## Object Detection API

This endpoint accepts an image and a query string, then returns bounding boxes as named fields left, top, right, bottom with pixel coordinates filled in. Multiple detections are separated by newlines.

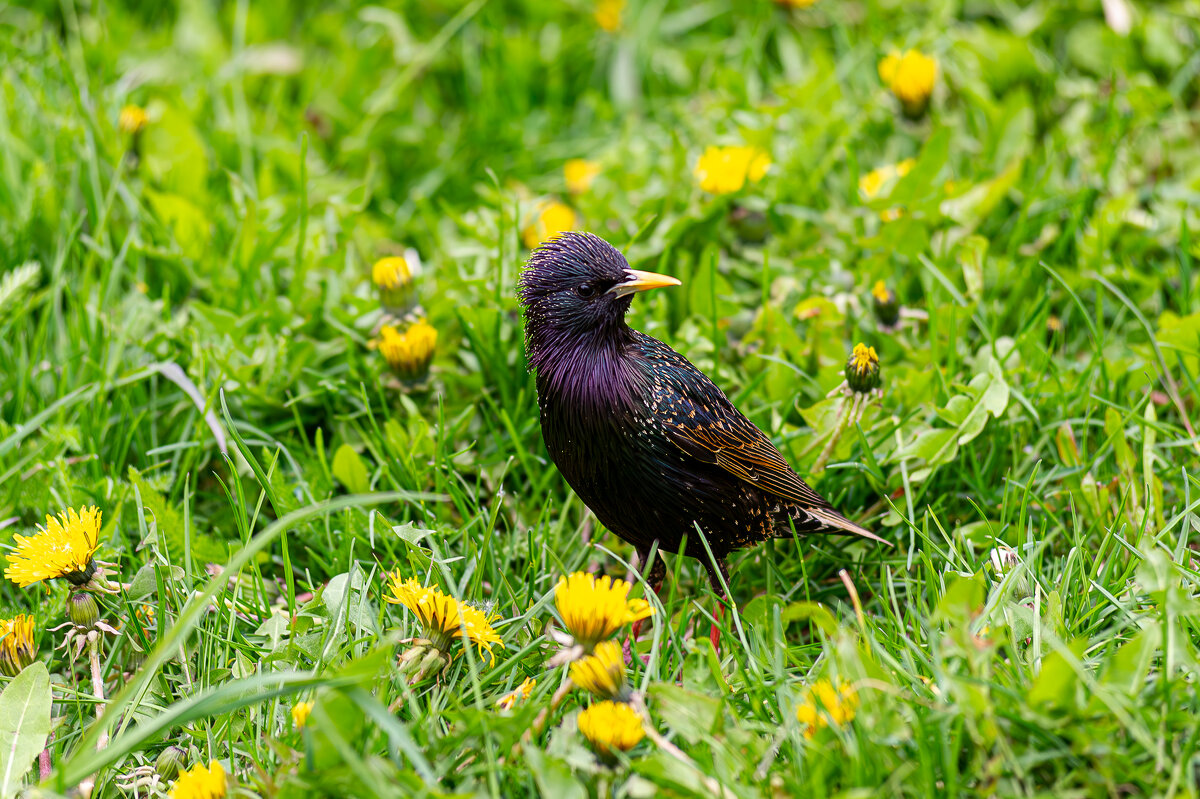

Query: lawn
left=1, top=1, right=1199, bottom=797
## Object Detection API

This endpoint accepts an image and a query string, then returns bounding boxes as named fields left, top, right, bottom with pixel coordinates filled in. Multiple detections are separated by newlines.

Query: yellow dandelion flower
left=5, top=506, right=102, bottom=587
left=774, top=0, right=818, bottom=6
left=555, top=572, right=654, bottom=651
left=871, top=282, right=900, bottom=328
left=594, top=0, right=625, bottom=32
left=167, top=759, right=227, bottom=799
left=495, top=676, right=536, bottom=711
left=846, top=343, right=881, bottom=394
left=564, top=159, right=601, bottom=195
left=0, top=614, right=36, bottom=677
left=569, top=639, right=628, bottom=699
left=523, top=201, right=578, bottom=249
left=879, top=49, right=937, bottom=118
left=119, top=105, right=148, bottom=135
left=377, top=321, right=437, bottom=383
left=578, top=700, right=645, bottom=757
left=858, top=159, right=915, bottom=201
left=291, top=701, right=313, bottom=728
left=372, top=255, right=416, bottom=310
left=693, top=145, right=772, bottom=195
left=796, top=679, right=859, bottom=738
left=385, top=572, right=503, bottom=660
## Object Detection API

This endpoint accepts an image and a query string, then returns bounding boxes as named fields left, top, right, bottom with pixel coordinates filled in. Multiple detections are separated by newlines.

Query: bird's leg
left=705, top=559, right=731, bottom=652
left=631, top=548, right=665, bottom=641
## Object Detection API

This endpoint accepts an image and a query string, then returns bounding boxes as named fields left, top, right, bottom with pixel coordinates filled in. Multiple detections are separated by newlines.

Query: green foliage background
left=1, top=0, right=1199, bottom=796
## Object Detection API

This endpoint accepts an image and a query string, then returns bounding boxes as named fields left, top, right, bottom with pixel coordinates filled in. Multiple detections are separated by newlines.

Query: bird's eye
left=576, top=283, right=597, bottom=299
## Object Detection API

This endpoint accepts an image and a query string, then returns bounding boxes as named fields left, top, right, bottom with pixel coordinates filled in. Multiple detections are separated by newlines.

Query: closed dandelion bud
left=68, top=591, right=101, bottom=629
left=397, top=639, right=451, bottom=684
left=845, top=343, right=881, bottom=394
left=878, top=49, right=937, bottom=119
left=0, top=615, right=36, bottom=677
left=1046, top=315, right=1063, bottom=346
left=377, top=320, right=438, bottom=384
left=155, top=746, right=187, bottom=781
left=372, top=256, right=416, bottom=312
left=871, top=281, right=899, bottom=328
left=730, top=205, right=770, bottom=244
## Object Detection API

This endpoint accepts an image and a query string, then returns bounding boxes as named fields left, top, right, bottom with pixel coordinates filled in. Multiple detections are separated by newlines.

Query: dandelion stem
left=631, top=695, right=735, bottom=799
left=813, top=397, right=850, bottom=473
left=88, top=635, right=109, bottom=749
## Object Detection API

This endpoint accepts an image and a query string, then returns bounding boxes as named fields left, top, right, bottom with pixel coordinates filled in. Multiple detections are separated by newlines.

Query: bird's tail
left=809, top=507, right=889, bottom=545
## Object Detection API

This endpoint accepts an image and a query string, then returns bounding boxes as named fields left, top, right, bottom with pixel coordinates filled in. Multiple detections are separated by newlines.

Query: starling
left=519, top=232, right=883, bottom=602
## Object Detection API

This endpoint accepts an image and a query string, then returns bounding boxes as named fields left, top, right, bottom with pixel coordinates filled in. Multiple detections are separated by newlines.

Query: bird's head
left=518, top=233, right=680, bottom=367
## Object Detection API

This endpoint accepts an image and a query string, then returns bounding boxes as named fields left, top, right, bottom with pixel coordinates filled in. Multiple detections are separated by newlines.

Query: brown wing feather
left=667, top=414, right=832, bottom=510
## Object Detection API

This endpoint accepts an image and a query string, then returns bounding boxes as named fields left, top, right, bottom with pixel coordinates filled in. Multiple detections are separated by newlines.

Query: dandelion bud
left=871, top=281, right=900, bottom=328
left=372, top=256, right=416, bottom=312
left=845, top=343, right=881, bottom=394
left=0, top=615, right=36, bottom=677
left=377, top=320, right=437, bottom=384
left=68, top=591, right=101, bottom=629
left=730, top=205, right=770, bottom=244
left=397, top=639, right=451, bottom=684
left=155, top=746, right=187, bottom=781
left=1046, top=315, right=1063, bottom=347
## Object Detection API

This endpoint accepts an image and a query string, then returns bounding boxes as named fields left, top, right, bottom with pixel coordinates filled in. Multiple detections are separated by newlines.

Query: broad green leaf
left=145, top=189, right=212, bottom=260
left=525, top=748, right=586, bottom=799
left=331, top=444, right=371, bottom=495
left=1028, top=639, right=1088, bottom=712
left=647, top=682, right=722, bottom=745
left=0, top=662, right=51, bottom=799
left=935, top=573, right=985, bottom=626
left=1100, top=627, right=1160, bottom=697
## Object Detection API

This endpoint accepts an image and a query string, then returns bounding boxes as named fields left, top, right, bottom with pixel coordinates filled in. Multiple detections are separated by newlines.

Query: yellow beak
left=607, top=269, right=682, bottom=298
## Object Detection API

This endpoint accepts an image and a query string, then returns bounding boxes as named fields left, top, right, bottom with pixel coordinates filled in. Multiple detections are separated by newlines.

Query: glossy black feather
left=519, top=233, right=879, bottom=592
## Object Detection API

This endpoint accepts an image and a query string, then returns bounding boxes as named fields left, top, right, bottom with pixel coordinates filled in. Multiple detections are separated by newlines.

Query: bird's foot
left=709, top=602, right=726, bottom=653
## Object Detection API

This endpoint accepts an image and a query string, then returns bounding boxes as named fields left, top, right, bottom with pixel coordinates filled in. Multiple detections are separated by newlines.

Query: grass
left=1, top=0, right=1199, bottom=796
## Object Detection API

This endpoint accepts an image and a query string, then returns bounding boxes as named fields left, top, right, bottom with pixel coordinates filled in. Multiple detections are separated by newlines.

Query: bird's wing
left=638, top=336, right=831, bottom=509
left=665, top=405, right=832, bottom=509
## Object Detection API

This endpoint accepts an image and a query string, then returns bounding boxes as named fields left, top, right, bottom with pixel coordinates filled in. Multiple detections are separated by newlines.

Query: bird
left=518, top=232, right=883, bottom=641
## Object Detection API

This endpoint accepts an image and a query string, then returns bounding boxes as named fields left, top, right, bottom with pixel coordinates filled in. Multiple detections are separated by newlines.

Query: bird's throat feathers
left=526, top=320, right=639, bottom=411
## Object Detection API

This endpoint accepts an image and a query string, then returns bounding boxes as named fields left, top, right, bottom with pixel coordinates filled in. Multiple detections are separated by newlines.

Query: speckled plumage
left=519, top=232, right=880, bottom=594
